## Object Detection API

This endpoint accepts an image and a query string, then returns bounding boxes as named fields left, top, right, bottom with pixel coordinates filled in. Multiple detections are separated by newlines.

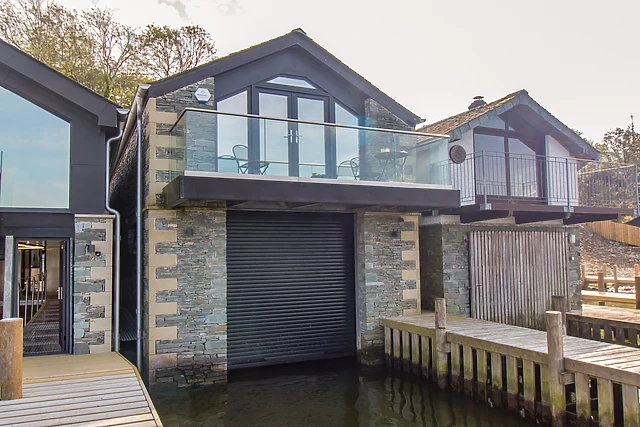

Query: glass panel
left=474, top=133, right=506, bottom=196
left=170, top=114, right=186, bottom=176
left=267, top=76, right=316, bottom=89
left=335, top=104, right=359, bottom=180
left=508, top=138, right=538, bottom=198
left=217, top=91, right=248, bottom=173
left=259, top=93, right=289, bottom=176
left=479, top=116, right=507, bottom=129
left=297, top=98, right=326, bottom=178
left=0, top=86, right=70, bottom=208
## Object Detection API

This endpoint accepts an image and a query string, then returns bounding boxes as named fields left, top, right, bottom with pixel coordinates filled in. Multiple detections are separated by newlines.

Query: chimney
left=468, top=95, right=487, bottom=110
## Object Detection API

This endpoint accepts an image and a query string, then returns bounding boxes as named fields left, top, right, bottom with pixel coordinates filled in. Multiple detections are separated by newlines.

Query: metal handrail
left=170, top=107, right=450, bottom=139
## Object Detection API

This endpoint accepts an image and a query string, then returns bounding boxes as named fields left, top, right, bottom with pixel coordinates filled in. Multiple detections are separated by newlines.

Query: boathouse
left=0, top=39, right=123, bottom=355
left=418, top=91, right=638, bottom=328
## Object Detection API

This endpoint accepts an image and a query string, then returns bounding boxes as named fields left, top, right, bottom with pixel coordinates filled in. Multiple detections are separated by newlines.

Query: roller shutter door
left=227, top=211, right=356, bottom=369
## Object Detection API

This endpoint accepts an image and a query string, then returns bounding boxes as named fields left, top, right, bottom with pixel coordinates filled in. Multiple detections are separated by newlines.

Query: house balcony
left=437, top=151, right=639, bottom=224
left=163, top=108, right=460, bottom=212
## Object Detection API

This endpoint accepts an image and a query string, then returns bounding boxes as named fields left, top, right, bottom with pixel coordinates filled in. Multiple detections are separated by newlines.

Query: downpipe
left=105, top=109, right=128, bottom=351
left=135, top=84, right=150, bottom=373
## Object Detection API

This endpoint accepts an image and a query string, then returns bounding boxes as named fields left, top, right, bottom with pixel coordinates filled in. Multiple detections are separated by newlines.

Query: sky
left=58, top=0, right=640, bottom=143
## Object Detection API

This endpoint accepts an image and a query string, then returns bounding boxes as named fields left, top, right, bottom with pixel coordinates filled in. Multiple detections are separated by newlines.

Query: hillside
left=580, top=224, right=640, bottom=278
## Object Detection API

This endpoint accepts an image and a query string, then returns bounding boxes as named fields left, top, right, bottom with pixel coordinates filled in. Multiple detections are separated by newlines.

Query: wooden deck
left=568, top=304, right=640, bottom=348
left=381, top=312, right=640, bottom=425
left=0, top=353, right=163, bottom=427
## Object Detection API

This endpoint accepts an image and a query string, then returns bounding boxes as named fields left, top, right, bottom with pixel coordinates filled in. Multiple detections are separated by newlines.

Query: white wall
left=449, top=130, right=476, bottom=205
left=545, top=135, right=579, bottom=206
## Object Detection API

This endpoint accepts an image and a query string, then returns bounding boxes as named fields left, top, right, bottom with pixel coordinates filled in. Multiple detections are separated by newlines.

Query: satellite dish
left=449, top=145, right=467, bottom=164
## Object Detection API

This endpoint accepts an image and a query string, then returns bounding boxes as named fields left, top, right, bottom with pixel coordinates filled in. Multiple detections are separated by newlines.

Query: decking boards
left=0, top=353, right=162, bottom=427
left=381, top=313, right=640, bottom=387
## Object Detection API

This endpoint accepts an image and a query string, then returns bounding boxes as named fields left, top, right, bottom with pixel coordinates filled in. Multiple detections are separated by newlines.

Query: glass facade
left=0, top=86, right=70, bottom=208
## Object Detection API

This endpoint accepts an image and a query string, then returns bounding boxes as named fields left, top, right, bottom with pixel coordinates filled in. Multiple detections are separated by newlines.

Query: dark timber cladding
left=226, top=211, right=356, bottom=369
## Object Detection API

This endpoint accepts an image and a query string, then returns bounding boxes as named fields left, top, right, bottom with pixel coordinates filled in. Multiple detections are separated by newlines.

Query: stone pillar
left=566, top=226, right=582, bottom=310
left=146, top=206, right=227, bottom=387
left=73, top=215, right=114, bottom=354
left=356, top=212, right=420, bottom=366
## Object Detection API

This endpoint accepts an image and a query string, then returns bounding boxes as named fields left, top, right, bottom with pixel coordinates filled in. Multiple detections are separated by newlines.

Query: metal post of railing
left=635, top=164, right=639, bottom=215
left=565, top=158, right=571, bottom=211
left=481, top=152, right=488, bottom=206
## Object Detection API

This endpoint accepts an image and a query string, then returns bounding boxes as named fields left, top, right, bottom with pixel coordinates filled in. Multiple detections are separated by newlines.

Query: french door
left=256, top=89, right=331, bottom=178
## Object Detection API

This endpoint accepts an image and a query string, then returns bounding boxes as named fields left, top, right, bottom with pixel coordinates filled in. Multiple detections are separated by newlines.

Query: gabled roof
left=418, top=90, right=599, bottom=160
left=0, top=38, right=120, bottom=128
left=147, top=29, right=423, bottom=127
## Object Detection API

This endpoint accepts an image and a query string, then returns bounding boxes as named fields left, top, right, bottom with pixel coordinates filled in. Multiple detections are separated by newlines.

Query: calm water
left=151, top=358, right=538, bottom=427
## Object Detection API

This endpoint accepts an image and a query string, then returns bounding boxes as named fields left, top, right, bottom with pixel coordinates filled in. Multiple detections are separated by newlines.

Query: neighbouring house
left=418, top=91, right=638, bottom=329
left=0, top=39, right=124, bottom=355
left=110, top=28, right=460, bottom=387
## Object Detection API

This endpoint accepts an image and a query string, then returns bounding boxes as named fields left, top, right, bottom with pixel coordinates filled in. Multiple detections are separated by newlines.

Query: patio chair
left=338, top=157, right=359, bottom=180
left=232, top=145, right=269, bottom=175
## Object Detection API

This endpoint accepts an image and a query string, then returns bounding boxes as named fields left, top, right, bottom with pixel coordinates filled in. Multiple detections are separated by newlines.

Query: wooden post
left=635, top=263, right=639, bottom=278
left=551, top=295, right=566, bottom=334
left=598, top=271, right=606, bottom=294
left=523, top=360, right=536, bottom=419
left=635, top=276, right=640, bottom=310
left=598, top=378, right=614, bottom=427
left=0, top=318, right=23, bottom=400
left=546, top=311, right=566, bottom=427
left=384, top=327, right=392, bottom=369
left=435, top=298, right=449, bottom=389
left=613, top=265, right=619, bottom=293
left=581, top=264, right=587, bottom=289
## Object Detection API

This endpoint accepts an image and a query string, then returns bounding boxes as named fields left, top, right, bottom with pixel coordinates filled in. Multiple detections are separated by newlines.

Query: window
left=217, top=91, right=248, bottom=173
left=335, top=103, right=359, bottom=179
left=0, top=86, right=70, bottom=208
left=266, top=76, right=316, bottom=89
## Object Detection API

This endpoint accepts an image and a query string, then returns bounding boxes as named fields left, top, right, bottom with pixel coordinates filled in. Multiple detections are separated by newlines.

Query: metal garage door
left=227, top=211, right=356, bottom=369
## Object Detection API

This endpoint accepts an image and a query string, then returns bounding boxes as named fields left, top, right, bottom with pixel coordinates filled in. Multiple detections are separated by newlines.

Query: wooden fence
left=582, top=263, right=640, bottom=294
left=381, top=298, right=640, bottom=427
left=469, top=230, right=569, bottom=330
left=587, top=221, right=640, bottom=247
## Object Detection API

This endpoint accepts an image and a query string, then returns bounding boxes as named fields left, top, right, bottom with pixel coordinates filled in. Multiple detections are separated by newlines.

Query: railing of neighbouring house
left=442, top=151, right=639, bottom=210
left=20, top=278, right=45, bottom=325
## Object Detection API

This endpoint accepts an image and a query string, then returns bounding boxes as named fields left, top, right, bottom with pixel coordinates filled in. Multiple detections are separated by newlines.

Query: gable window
left=266, top=76, right=316, bottom=89
left=473, top=116, right=542, bottom=199
left=0, top=85, right=70, bottom=209
left=215, top=74, right=360, bottom=179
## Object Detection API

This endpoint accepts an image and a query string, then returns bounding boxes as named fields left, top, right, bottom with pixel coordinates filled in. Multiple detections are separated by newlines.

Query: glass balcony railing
left=169, top=109, right=451, bottom=186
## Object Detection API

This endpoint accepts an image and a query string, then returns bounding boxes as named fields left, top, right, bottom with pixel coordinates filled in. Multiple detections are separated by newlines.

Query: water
left=151, top=358, right=538, bottom=427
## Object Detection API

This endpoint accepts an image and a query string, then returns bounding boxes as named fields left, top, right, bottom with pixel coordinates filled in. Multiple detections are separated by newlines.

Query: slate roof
left=417, top=90, right=599, bottom=160
left=147, top=29, right=423, bottom=127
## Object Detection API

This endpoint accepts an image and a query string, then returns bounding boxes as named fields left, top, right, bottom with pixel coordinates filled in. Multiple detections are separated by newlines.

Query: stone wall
left=419, top=216, right=582, bottom=320
left=145, top=207, right=227, bottom=387
left=73, top=215, right=113, bottom=354
left=356, top=212, right=420, bottom=365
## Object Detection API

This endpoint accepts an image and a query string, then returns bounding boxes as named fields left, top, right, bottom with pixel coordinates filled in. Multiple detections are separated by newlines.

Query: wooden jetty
left=568, top=305, right=640, bottom=348
left=381, top=301, right=640, bottom=426
left=0, top=352, right=163, bottom=427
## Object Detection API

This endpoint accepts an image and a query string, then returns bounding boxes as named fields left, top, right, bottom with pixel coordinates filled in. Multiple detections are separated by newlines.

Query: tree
left=0, top=0, right=217, bottom=105
left=138, top=25, right=217, bottom=80
left=596, top=117, right=640, bottom=165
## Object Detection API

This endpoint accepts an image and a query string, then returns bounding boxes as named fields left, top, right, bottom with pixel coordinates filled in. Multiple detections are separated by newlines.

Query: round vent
left=449, top=145, right=467, bottom=164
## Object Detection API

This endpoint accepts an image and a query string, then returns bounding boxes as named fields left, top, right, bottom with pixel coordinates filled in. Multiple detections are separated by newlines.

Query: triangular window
left=266, top=76, right=316, bottom=89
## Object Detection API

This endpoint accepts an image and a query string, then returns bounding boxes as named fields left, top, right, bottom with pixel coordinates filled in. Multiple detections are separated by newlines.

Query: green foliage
left=0, top=0, right=217, bottom=106
left=596, top=121, right=640, bottom=165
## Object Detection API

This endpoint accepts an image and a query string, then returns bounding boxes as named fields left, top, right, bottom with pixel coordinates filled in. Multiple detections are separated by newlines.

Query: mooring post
left=435, top=298, right=449, bottom=389
left=635, top=276, right=640, bottom=310
left=551, top=295, right=566, bottom=334
left=0, top=318, right=23, bottom=400
left=546, top=311, right=566, bottom=427
left=597, top=271, right=605, bottom=294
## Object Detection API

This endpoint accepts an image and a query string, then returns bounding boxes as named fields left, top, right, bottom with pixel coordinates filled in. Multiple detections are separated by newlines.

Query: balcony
left=440, top=151, right=639, bottom=223
left=163, top=109, right=460, bottom=211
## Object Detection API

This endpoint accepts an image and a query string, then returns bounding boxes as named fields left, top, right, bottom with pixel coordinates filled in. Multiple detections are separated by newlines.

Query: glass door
left=256, top=90, right=329, bottom=178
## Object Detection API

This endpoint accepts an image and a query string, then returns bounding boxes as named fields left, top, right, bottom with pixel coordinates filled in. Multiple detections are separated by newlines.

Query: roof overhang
left=163, top=173, right=460, bottom=212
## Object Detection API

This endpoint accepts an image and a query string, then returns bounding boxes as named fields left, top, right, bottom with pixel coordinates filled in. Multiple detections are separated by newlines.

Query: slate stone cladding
left=73, top=216, right=113, bottom=354
left=356, top=212, right=420, bottom=365
left=156, top=78, right=215, bottom=115
left=150, top=208, right=227, bottom=387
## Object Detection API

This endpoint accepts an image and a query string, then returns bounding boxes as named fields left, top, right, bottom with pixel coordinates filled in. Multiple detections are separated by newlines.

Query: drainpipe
left=105, top=109, right=129, bottom=352
left=135, top=84, right=151, bottom=373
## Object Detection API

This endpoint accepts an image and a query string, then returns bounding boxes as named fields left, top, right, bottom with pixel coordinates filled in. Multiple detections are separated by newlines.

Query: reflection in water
left=151, top=358, right=536, bottom=427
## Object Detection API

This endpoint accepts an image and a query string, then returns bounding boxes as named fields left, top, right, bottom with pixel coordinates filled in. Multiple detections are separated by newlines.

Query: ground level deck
left=381, top=312, right=640, bottom=425
left=0, top=352, right=163, bottom=427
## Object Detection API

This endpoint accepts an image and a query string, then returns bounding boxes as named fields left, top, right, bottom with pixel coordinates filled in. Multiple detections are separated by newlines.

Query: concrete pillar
left=0, top=318, right=23, bottom=400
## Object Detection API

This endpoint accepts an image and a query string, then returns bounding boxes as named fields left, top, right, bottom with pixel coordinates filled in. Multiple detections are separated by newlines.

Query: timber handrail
left=381, top=298, right=640, bottom=426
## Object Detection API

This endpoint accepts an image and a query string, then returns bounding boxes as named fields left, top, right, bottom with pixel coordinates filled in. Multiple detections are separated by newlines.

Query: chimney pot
left=468, top=95, right=487, bottom=110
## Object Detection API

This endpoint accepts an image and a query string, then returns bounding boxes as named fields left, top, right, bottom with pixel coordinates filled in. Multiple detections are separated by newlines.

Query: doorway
left=16, top=239, right=70, bottom=355
left=256, top=90, right=331, bottom=178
